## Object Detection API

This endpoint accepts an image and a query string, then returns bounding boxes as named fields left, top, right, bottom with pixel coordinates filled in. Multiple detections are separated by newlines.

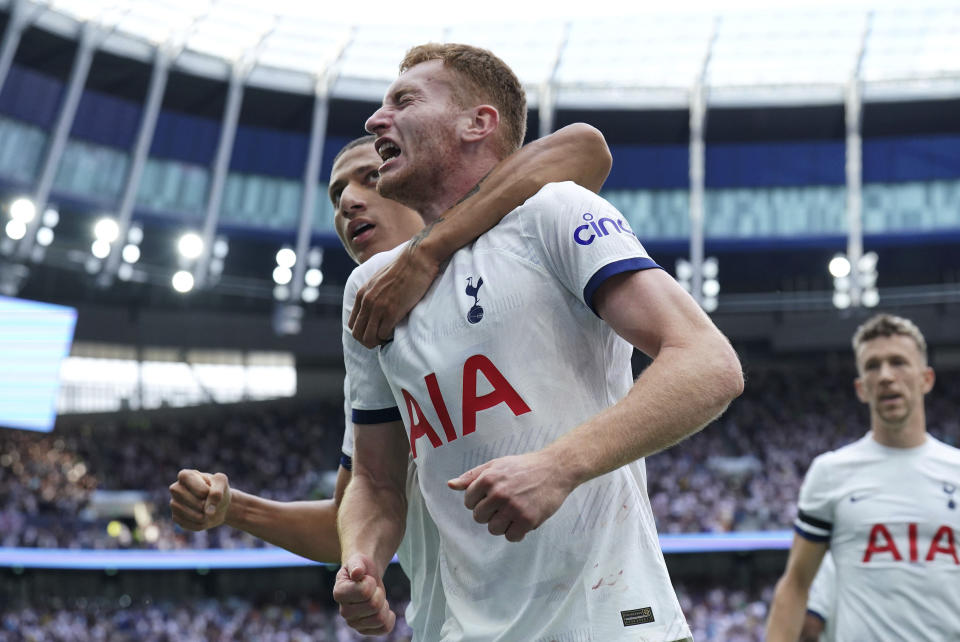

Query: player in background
left=335, top=43, right=742, bottom=640
left=168, top=124, right=612, bottom=638
left=800, top=551, right=834, bottom=642
left=766, top=313, right=960, bottom=641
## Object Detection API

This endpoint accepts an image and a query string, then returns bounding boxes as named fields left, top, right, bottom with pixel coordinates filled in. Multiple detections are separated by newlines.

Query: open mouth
left=351, top=222, right=375, bottom=240
left=376, top=139, right=401, bottom=163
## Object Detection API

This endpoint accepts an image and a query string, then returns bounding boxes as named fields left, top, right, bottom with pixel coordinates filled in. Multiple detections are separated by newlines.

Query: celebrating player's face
left=854, top=334, right=934, bottom=429
left=330, top=143, right=424, bottom=265
left=364, top=60, right=464, bottom=211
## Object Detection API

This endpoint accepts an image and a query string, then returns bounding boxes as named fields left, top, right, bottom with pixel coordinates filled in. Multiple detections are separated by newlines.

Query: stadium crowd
left=0, top=579, right=774, bottom=642
left=2, top=361, right=958, bottom=549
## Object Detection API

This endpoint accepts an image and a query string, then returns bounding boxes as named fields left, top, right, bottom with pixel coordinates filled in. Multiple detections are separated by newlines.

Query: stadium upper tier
left=10, top=1, right=960, bottom=106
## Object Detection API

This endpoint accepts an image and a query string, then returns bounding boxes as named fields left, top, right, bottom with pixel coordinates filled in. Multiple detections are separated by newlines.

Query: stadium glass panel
left=218, top=173, right=301, bottom=230
left=52, top=140, right=129, bottom=204
left=135, top=159, right=209, bottom=221
left=0, top=117, right=48, bottom=185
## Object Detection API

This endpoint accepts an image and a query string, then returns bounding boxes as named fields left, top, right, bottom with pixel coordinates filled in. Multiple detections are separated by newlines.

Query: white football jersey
left=795, top=433, right=960, bottom=641
left=806, top=550, right=835, bottom=642
left=340, top=379, right=446, bottom=640
left=343, top=182, right=692, bottom=641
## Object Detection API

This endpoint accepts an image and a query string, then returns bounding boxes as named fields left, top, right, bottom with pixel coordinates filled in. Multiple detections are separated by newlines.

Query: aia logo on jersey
left=465, top=276, right=484, bottom=324
left=400, top=354, right=531, bottom=458
left=573, top=212, right=634, bottom=246
left=862, top=523, right=959, bottom=565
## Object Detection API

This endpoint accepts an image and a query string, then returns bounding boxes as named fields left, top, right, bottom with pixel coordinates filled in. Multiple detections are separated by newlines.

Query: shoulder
left=519, top=181, right=605, bottom=213
left=806, top=436, right=873, bottom=479
left=345, top=242, right=409, bottom=292
left=926, top=435, right=960, bottom=462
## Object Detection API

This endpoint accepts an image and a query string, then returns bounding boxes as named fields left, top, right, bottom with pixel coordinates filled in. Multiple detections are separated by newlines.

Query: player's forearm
left=337, top=476, right=407, bottom=577
left=765, top=576, right=810, bottom=642
left=414, top=123, right=612, bottom=266
left=545, top=329, right=742, bottom=490
left=225, top=490, right=341, bottom=563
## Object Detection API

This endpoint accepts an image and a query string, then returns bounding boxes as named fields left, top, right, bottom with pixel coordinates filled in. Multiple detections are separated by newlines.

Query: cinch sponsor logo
left=573, top=212, right=634, bottom=246
left=862, top=523, right=959, bottom=564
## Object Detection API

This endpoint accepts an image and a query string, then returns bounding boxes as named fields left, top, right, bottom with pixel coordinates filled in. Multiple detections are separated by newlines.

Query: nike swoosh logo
left=850, top=493, right=872, bottom=503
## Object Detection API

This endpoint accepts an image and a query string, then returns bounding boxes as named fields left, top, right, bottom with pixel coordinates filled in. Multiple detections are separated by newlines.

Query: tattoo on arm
left=410, top=170, right=494, bottom=250
left=409, top=218, right=441, bottom=249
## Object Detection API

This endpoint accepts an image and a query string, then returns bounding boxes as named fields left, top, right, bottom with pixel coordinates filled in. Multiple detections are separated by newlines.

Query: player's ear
left=461, top=105, right=499, bottom=143
left=853, top=376, right=868, bottom=403
left=921, top=365, right=935, bottom=395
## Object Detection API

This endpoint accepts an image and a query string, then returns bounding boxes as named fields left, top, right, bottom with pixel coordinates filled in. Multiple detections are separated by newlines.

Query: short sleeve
left=806, top=551, right=835, bottom=622
left=795, top=455, right=836, bottom=543
left=522, top=182, right=660, bottom=315
left=342, top=263, right=401, bottom=425
left=340, top=377, right=355, bottom=468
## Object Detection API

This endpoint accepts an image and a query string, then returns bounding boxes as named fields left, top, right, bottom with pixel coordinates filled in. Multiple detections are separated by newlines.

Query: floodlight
left=308, top=247, right=324, bottom=267
left=94, top=218, right=120, bottom=243
left=178, top=232, right=204, bottom=259
left=172, top=270, right=195, bottom=293
left=702, top=296, right=718, bottom=313
left=273, top=284, right=290, bottom=301
left=832, top=291, right=851, bottom=309
left=675, top=258, right=693, bottom=281
left=305, top=268, right=323, bottom=287
left=91, top=239, right=111, bottom=259
left=702, top=257, right=719, bottom=280
left=35, top=227, right=55, bottom=247
left=122, top=244, right=141, bottom=264
left=702, top=278, right=720, bottom=298
left=858, top=251, right=878, bottom=274
left=273, top=265, right=293, bottom=285
left=5, top=220, right=26, bottom=240
left=828, top=255, right=851, bottom=278
left=213, top=237, right=230, bottom=258
left=127, top=224, right=143, bottom=245
left=276, top=248, right=296, bottom=268
left=861, top=288, right=880, bottom=308
left=9, top=198, right=36, bottom=223
left=118, top=263, right=134, bottom=281
left=209, top=258, right=224, bottom=275
left=42, top=208, right=59, bottom=228
left=302, top=286, right=319, bottom=303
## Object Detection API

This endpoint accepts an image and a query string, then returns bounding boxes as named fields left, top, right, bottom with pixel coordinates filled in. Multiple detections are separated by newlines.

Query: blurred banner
left=0, top=295, right=77, bottom=432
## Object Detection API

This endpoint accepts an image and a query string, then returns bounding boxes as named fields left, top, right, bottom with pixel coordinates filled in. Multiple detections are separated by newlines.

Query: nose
left=878, top=361, right=895, bottom=381
left=339, top=184, right=366, bottom=216
left=365, top=104, right=389, bottom=135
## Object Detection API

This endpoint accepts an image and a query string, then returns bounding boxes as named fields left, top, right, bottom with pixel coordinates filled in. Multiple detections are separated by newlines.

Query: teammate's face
left=854, top=334, right=934, bottom=430
left=364, top=60, right=465, bottom=212
left=330, top=144, right=424, bottom=265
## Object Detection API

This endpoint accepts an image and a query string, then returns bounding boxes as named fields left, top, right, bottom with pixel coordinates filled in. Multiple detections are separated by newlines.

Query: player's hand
left=333, top=553, right=396, bottom=635
left=168, top=469, right=231, bottom=531
left=349, top=242, right=441, bottom=348
left=447, top=451, right=575, bottom=542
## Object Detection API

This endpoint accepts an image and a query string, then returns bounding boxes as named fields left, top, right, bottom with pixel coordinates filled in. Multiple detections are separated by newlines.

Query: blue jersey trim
left=794, top=524, right=831, bottom=543
left=352, top=407, right=402, bottom=424
left=805, top=608, right=827, bottom=623
left=583, top=257, right=661, bottom=316
left=339, top=453, right=353, bottom=471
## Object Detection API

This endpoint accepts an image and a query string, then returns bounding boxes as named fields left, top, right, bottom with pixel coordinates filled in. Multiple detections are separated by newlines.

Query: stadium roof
left=12, top=0, right=960, bottom=107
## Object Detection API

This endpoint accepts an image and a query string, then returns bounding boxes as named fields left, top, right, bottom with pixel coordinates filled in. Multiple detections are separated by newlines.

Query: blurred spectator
left=1, top=363, right=957, bottom=549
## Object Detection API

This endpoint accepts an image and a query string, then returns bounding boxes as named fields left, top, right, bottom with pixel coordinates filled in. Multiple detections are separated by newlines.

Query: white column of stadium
left=290, top=31, right=354, bottom=304
left=192, top=63, right=245, bottom=290
left=16, top=22, right=105, bottom=261
left=0, top=0, right=38, bottom=91
left=687, top=18, right=718, bottom=309
left=98, top=45, right=173, bottom=287
left=844, top=13, right=872, bottom=308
